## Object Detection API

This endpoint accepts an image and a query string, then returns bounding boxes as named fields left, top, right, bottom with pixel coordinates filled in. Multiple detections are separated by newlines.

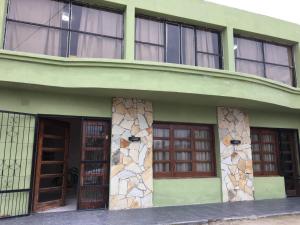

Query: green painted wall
left=153, top=178, right=222, bottom=207
left=0, top=0, right=300, bottom=111
left=254, top=177, right=286, bottom=200
left=0, top=88, right=112, bottom=117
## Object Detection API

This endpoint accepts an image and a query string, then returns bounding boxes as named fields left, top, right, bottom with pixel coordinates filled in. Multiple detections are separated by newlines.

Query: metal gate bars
left=0, top=110, right=36, bottom=218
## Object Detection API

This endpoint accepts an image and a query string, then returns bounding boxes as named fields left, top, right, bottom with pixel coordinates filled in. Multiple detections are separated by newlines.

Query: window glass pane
left=174, top=129, right=190, bottom=138
left=264, top=163, right=276, bottom=172
left=135, top=43, right=164, bottom=62
left=8, top=0, right=69, bottom=28
left=154, top=128, right=169, bottom=138
left=154, top=152, right=169, bottom=160
left=153, top=140, right=169, bottom=150
left=196, top=163, right=211, bottom=172
left=181, top=26, right=195, bottom=65
left=265, top=64, right=293, bottom=85
left=236, top=59, right=264, bottom=77
left=264, top=43, right=293, bottom=66
left=175, top=152, right=192, bottom=160
left=195, top=141, right=210, bottom=151
left=174, top=140, right=191, bottom=150
left=252, top=144, right=260, bottom=152
left=263, top=154, right=275, bottom=162
left=196, top=152, right=211, bottom=161
left=197, top=53, right=220, bottom=69
left=71, top=4, right=123, bottom=38
left=251, top=133, right=259, bottom=142
left=253, top=163, right=261, bottom=172
left=261, top=134, right=274, bottom=142
left=166, top=24, right=180, bottom=64
left=154, top=163, right=169, bottom=172
left=175, top=163, right=192, bottom=172
left=194, top=130, right=210, bottom=139
left=5, top=21, right=68, bottom=57
left=135, top=18, right=164, bottom=45
left=196, top=30, right=219, bottom=54
left=70, top=32, right=122, bottom=58
left=235, top=37, right=263, bottom=61
left=252, top=153, right=260, bottom=161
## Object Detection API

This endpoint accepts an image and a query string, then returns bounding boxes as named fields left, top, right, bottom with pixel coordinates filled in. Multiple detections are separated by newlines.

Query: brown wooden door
left=278, top=130, right=300, bottom=197
left=33, top=119, right=69, bottom=212
left=78, top=120, right=110, bottom=209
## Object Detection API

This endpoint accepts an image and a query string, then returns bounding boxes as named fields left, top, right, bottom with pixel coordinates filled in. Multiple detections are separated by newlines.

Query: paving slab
left=1, top=198, right=300, bottom=225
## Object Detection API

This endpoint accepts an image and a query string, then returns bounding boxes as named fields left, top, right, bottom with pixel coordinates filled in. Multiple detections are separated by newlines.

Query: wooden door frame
left=78, top=119, right=111, bottom=210
left=33, top=118, right=70, bottom=212
left=31, top=115, right=111, bottom=213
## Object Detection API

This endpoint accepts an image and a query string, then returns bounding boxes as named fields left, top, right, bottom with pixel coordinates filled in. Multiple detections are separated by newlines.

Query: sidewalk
left=1, top=198, right=300, bottom=225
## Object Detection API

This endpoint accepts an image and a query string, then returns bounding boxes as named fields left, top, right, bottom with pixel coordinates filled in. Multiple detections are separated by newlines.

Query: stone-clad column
left=109, top=97, right=153, bottom=210
left=217, top=107, right=254, bottom=202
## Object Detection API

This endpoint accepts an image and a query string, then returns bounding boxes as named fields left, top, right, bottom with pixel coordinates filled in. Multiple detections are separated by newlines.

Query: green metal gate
left=0, top=110, right=36, bottom=218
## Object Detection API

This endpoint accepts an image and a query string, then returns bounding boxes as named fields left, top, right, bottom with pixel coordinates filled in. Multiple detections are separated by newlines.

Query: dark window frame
left=153, top=122, right=216, bottom=179
left=135, top=15, right=223, bottom=69
left=3, top=0, right=124, bottom=58
left=234, top=35, right=296, bottom=87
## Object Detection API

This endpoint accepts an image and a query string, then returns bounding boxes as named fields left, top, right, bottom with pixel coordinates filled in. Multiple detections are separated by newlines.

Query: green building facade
left=0, top=0, right=299, bottom=218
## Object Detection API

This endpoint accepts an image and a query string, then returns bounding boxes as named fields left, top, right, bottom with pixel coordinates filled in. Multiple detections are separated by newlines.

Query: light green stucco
left=254, top=177, right=286, bottom=200
left=0, top=0, right=300, bottom=111
left=153, top=178, right=222, bottom=207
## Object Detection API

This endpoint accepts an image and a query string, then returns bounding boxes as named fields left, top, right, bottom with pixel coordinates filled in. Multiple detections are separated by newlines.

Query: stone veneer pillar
left=217, top=107, right=254, bottom=202
left=109, top=97, right=153, bottom=210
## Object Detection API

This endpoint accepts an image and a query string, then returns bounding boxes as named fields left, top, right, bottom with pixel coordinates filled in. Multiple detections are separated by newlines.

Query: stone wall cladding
left=109, top=97, right=153, bottom=210
left=217, top=107, right=254, bottom=202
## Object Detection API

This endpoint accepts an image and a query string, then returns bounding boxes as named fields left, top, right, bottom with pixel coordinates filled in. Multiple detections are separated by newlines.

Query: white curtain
left=196, top=30, right=218, bottom=68
left=236, top=59, right=264, bottom=77
left=5, top=0, right=66, bottom=56
left=75, top=7, right=123, bottom=58
left=264, top=43, right=291, bottom=66
left=182, top=27, right=195, bottom=65
left=135, top=18, right=164, bottom=62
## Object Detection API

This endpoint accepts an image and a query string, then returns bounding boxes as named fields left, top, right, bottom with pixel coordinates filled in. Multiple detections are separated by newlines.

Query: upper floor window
left=135, top=17, right=222, bottom=69
left=234, top=36, right=295, bottom=86
left=153, top=123, right=215, bottom=178
left=4, top=0, right=123, bottom=59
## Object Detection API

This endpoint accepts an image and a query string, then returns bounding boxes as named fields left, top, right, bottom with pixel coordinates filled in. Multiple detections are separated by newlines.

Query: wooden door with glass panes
left=278, top=130, right=300, bottom=197
left=33, top=119, right=69, bottom=212
left=78, top=120, right=110, bottom=209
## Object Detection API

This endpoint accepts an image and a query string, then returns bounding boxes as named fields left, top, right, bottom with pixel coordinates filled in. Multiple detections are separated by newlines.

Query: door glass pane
left=41, top=164, right=64, bottom=174
left=39, top=191, right=62, bottom=203
left=166, top=24, right=180, bottom=63
left=40, top=177, right=63, bottom=188
left=253, top=163, right=261, bottom=172
left=252, top=153, right=260, bottom=161
left=182, top=26, right=195, bottom=65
